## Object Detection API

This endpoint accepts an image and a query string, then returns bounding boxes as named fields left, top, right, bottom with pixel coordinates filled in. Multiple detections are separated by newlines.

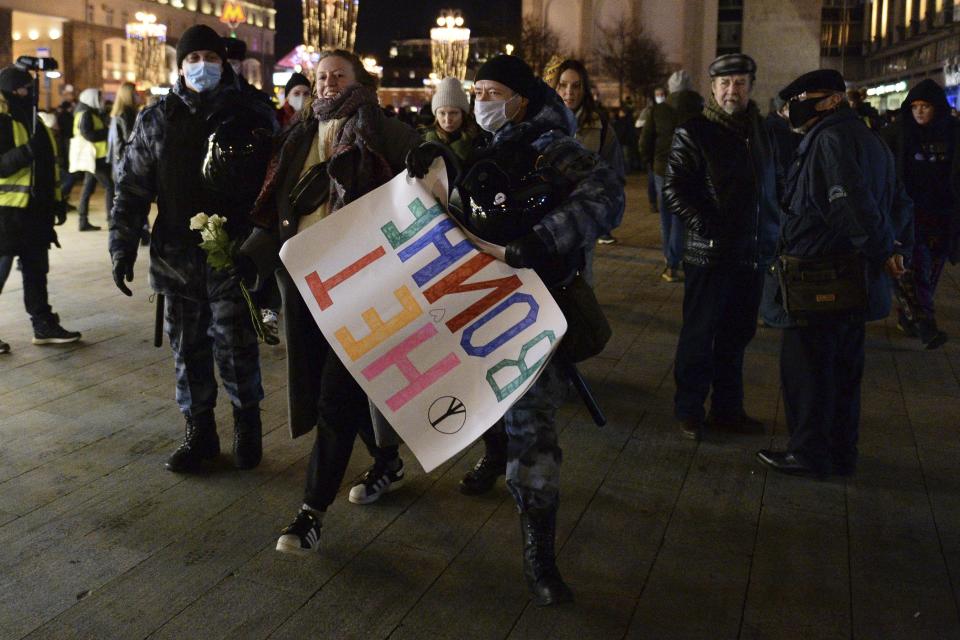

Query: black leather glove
left=405, top=143, right=441, bottom=179
left=111, top=254, right=135, bottom=297
left=232, top=253, right=258, bottom=287
left=54, top=200, right=67, bottom=226
left=505, top=232, right=550, bottom=270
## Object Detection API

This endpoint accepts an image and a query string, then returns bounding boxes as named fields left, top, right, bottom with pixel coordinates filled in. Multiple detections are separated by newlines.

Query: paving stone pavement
left=0, top=174, right=958, bottom=640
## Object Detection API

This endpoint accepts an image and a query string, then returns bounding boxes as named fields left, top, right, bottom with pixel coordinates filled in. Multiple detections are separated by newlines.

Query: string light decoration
left=302, top=0, right=360, bottom=51
left=430, top=10, right=470, bottom=81
left=126, top=12, right=167, bottom=87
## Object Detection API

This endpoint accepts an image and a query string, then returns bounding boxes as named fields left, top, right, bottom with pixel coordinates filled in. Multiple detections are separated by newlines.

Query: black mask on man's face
left=788, top=96, right=823, bottom=129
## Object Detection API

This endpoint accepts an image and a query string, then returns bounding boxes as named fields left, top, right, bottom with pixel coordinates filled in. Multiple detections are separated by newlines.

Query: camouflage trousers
left=504, top=359, right=566, bottom=511
left=164, top=276, right=264, bottom=417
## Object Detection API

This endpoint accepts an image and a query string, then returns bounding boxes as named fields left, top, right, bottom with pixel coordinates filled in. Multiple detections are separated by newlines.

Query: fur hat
left=176, top=25, right=227, bottom=68
left=432, top=77, right=470, bottom=115
left=668, top=70, right=691, bottom=94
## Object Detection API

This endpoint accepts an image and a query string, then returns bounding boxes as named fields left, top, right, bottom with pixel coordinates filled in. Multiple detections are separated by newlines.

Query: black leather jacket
left=662, top=112, right=779, bottom=268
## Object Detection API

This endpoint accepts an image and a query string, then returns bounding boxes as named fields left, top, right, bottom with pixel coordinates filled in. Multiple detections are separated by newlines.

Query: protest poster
left=279, top=161, right=567, bottom=472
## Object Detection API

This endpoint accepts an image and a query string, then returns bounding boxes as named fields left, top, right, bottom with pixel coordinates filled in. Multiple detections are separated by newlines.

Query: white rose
left=189, top=213, right=209, bottom=230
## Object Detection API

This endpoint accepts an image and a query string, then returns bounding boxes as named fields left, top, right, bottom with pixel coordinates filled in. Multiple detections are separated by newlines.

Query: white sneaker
left=276, top=508, right=322, bottom=556
left=348, top=459, right=405, bottom=505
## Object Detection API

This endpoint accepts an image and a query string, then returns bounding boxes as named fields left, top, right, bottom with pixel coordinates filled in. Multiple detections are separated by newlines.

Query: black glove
left=232, top=253, right=258, bottom=287
left=54, top=201, right=67, bottom=226
left=111, top=254, right=135, bottom=297
left=505, top=232, right=551, bottom=270
left=405, top=144, right=442, bottom=179
left=27, top=125, right=47, bottom=155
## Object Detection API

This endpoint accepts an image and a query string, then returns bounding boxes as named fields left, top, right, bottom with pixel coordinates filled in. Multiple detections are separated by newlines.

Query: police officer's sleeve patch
left=828, top=185, right=848, bottom=203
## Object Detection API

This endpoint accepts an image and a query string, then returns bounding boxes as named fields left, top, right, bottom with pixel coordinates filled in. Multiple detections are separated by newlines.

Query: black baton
left=154, top=294, right=164, bottom=348
left=560, top=358, right=606, bottom=427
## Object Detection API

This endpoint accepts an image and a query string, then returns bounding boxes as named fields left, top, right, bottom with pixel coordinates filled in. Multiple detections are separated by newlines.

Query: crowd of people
left=1, top=23, right=958, bottom=605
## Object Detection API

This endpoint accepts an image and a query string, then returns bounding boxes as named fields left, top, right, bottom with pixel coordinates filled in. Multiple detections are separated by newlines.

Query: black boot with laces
left=520, top=506, right=573, bottom=606
left=232, top=404, right=262, bottom=470
left=165, top=410, right=220, bottom=472
left=459, top=454, right=507, bottom=495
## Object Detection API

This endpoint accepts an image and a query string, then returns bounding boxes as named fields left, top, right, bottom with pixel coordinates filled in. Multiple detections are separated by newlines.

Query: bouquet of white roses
left=189, top=213, right=269, bottom=343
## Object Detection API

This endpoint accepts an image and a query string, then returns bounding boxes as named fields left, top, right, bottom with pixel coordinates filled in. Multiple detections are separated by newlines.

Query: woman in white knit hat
left=422, top=76, right=483, bottom=163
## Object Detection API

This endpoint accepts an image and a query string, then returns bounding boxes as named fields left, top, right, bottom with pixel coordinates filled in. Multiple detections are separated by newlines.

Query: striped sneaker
left=348, top=459, right=405, bottom=505
left=276, top=509, right=322, bottom=556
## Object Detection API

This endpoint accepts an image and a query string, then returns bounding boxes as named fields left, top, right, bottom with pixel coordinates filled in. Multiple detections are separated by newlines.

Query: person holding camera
left=109, top=25, right=275, bottom=473
left=0, top=64, right=80, bottom=351
left=757, top=69, right=909, bottom=478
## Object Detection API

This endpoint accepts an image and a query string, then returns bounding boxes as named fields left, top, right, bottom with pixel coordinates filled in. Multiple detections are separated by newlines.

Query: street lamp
left=430, top=10, right=470, bottom=81
left=303, top=0, right=360, bottom=51
left=126, top=12, right=167, bottom=88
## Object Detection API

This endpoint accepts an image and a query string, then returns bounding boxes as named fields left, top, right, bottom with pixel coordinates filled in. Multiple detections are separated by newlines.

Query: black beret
left=779, top=69, right=846, bottom=100
left=284, top=72, right=310, bottom=95
left=222, top=36, right=247, bottom=60
left=475, top=55, right=538, bottom=99
left=708, top=53, right=757, bottom=78
left=0, top=65, right=32, bottom=93
left=176, top=24, right=227, bottom=68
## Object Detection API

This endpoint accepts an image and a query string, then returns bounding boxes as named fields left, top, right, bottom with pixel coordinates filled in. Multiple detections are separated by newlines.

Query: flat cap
left=779, top=69, right=846, bottom=100
left=708, top=53, right=757, bottom=78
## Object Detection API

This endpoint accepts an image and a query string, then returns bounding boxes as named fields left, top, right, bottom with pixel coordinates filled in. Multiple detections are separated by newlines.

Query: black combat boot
left=459, top=427, right=507, bottom=495
left=165, top=410, right=219, bottom=472
left=520, top=506, right=573, bottom=606
left=916, top=317, right=948, bottom=350
left=233, top=405, right=262, bottom=470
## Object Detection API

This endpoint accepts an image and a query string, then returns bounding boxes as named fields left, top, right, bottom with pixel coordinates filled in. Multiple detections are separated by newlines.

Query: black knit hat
left=176, top=25, right=228, bottom=68
left=475, top=55, right=538, bottom=98
left=284, top=72, right=310, bottom=96
left=0, top=65, right=32, bottom=93
left=779, top=69, right=846, bottom=100
left=708, top=53, right=757, bottom=78
left=222, top=36, right=247, bottom=61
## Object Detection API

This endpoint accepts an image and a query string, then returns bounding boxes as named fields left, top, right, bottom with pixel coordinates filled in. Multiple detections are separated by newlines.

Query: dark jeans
left=78, top=164, right=114, bottom=222
left=759, top=267, right=794, bottom=329
left=646, top=167, right=658, bottom=210
left=0, top=246, right=53, bottom=326
left=654, top=174, right=684, bottom=268
left=781, top=322, right=864, bottom=472
left=674, top=262, right=764, bottom=422
left=303, top=338, right=399, bottom=510
left=61, top=164, right=82, bottom=201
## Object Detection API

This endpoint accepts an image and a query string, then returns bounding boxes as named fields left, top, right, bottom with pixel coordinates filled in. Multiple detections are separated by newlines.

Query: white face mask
left=288, top=94, right=306, bottom=112
left=655, top=95, right=666, bottom=104
left=475, top=94, right=519, bottom=133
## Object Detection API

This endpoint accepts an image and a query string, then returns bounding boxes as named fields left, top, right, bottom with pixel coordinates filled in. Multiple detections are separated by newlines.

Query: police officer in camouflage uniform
left=109, top=25, right=275, bottom=473
left=408, top=55, right=624, bottom=606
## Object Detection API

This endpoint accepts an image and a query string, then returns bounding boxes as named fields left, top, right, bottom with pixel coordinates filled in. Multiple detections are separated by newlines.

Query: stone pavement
left=0, top=175, right=958, bottom=640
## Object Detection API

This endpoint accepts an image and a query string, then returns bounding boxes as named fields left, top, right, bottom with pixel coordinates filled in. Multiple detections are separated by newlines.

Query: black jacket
left=0, top=98, right=59, bottom=256
left=782, top=107, right=910, bottom=321
left=110, top=70, right=276, bottom=299
left=662, top=108, right=779, bottom=268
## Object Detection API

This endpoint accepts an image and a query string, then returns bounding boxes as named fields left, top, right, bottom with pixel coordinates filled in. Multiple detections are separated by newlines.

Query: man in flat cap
left=662, top=53, right=780, bottom=440
left=757, top=69, right=910, bottom=477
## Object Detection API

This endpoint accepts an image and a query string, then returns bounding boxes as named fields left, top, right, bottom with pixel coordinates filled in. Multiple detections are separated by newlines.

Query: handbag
left=776, top=251, right=867, bottom=321
left=550, top=274, right=612, bottom=362
left=288, top=161, right=330, bottom=218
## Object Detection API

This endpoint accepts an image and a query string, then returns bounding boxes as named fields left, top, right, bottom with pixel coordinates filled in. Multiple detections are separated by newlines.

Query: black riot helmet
left=201, top=112, right=272, bottom=212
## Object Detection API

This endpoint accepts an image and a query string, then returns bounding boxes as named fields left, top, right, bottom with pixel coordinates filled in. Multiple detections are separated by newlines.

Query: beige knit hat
left=431, top=77, right=470, bottom=115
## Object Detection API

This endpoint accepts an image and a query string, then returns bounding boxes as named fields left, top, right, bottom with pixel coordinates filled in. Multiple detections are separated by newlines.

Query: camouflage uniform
left=487, top=85, right=625, bottom=512
left=110, top=74, right=274, bottom=416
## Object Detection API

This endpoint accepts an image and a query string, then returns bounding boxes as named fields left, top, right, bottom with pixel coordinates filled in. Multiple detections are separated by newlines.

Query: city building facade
left=0, top=0, right=276, bottom=109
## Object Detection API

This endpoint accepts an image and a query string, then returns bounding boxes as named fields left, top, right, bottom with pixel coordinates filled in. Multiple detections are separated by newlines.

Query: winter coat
left=108, top=106, right=137, bottom=178
left=572, top=109, right=625, bottom=227
left=670, top=90, right=705, bottom=126
left=782, top=107, right=910, bottom=322
left=240, top=108, right=420, bottom=438
left=663, top=104, right=780, bottom=268
left=423, top=126, right=483, bottom=165
left=486, top=84, right=625, bottom=256
left=109, top=70, right=277, bottom=300
left=0, top=93, right=61, bottom=256
left=880, top=99, right=960, bottom=263
left=639, top=102, right=676, bottom=177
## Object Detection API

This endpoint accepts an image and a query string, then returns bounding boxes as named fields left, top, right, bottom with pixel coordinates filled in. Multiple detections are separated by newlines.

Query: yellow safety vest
left=73, top=109, right=108, bottom=160
left=0, top=116, right=61, bottom=209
